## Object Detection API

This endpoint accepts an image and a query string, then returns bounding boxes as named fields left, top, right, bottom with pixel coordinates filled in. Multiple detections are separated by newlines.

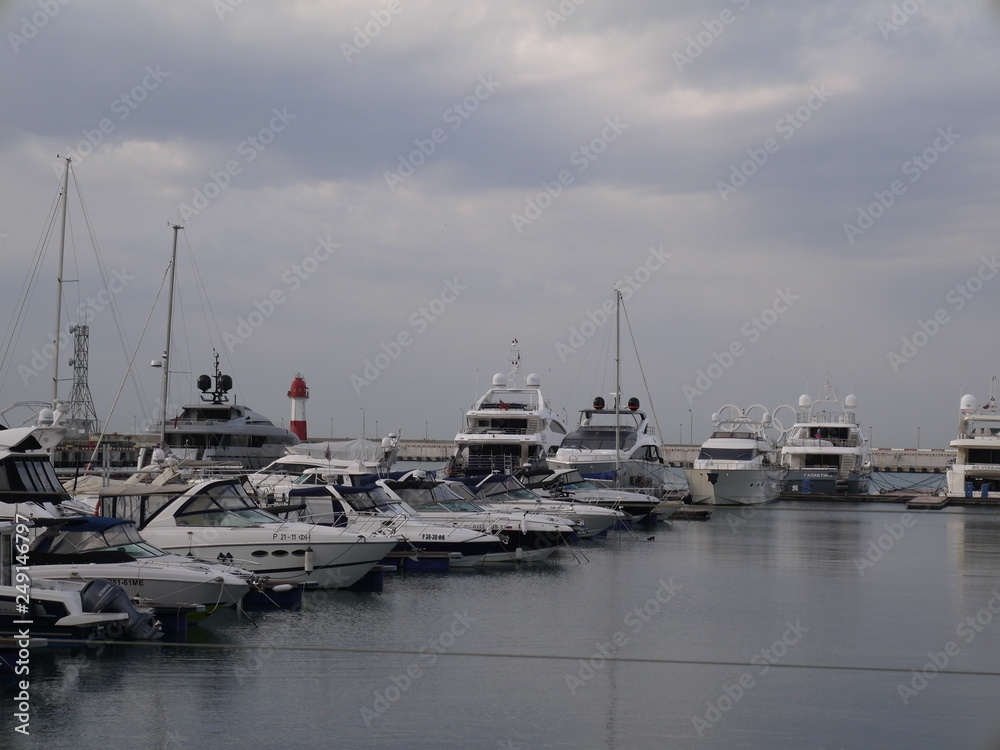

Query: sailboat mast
left=614, top=289, right=621, bottom=487
left=51, top=157, right=71, bottom=408
left=158, top=224, right=182, bottom=449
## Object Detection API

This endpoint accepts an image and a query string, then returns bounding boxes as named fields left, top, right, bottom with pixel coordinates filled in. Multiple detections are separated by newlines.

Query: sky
left=0, top=0, right=998, bottom=450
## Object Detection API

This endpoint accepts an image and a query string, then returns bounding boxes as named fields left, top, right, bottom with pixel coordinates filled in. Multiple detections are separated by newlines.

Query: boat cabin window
left=560, top=428, right=637, bottom=451
left=43, top=523, right=166, bottom=559
left=698, top=447, right=757, bottom=461
left=968, top=448, right=1000, bottom=464
left=11, top=458, right=65, bottom=495
left=175, top=483, right=279, bottom=526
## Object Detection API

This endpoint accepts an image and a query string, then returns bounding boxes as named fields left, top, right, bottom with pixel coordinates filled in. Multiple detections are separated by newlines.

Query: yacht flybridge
left=448, top=340, right=568, bottom=476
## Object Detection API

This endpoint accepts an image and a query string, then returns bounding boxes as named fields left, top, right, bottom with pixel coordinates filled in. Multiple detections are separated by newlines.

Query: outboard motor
left=80, top=579, right=162, bottom=640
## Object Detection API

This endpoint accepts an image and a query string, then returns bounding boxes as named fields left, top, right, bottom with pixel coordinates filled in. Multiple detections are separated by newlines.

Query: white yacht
left=99, top=477, right=400, bottom=589
left=448, top=340, right=568, bottom=476
left=779, top=382, right=871, bottom=495
left=946, top=380, right=1000, bottom=499
left=685, top=405, right=781, bottom=506
left=378, top=473, right=578, bottom=561
left=446, top=473, right=627, bottom=538
left=147, top=354, right=299, bottom=470
left=517, top=467, right=679, bottom=522
left=283, top=481, right=512, bottom=568
left=28, top=517, right=253, bottom=618
left=547, top=397, right=669, bottom=493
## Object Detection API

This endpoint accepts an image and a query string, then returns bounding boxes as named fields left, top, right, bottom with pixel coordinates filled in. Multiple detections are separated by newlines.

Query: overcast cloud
left=1, top=0, right=998, bottom=449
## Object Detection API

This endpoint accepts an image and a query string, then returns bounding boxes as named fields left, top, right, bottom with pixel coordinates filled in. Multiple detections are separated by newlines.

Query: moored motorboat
left=685, top=405, right=781, bottom=506
left=97, top=477, right=400, bottom=589
left=779, top=380, right=871, bottom=495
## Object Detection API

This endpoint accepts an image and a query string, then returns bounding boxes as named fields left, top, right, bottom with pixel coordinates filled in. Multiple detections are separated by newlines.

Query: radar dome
left=37, top=408, right=54, bottom=426
left=152, top=448, right=166, bottom=464
left=844, top=394, right=858, bottom=409
left=762, top=411, right=772, bottom=426
left=526, top=373, right=540, bottom=387
left=798, top=395, right=812, bottom=408
left=711, top=412, right=721, bottom=423
left=492, top=373, right=505, bottom=388
left=960, top=394, right=979, bottom=412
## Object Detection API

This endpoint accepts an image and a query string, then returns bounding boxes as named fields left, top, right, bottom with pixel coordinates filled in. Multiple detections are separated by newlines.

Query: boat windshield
left=560, top=428, right=637, bottom=451
left=174, top=483, right=279, bottom=526
left=45, top=523, right=167, bottom=559
left=698, top=447, right=757, bottom=461
left=479, top=477, right=538, bottom=501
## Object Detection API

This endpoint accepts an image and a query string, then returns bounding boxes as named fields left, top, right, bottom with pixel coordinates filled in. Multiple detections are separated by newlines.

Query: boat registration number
left=420, top=533, right=445, bottom=541
left=273, top=533, right=310, bottom=541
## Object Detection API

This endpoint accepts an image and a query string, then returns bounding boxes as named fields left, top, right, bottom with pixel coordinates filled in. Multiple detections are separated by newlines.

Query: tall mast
left=158, top=224, right=182, bottom=450
left=51, top=156, right=71, bottom=408
left=614, top=289, right=621, bottom=487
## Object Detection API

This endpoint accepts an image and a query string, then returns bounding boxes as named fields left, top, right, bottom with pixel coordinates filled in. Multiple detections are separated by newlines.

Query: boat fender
left=304, top=547, right=314, bottom=574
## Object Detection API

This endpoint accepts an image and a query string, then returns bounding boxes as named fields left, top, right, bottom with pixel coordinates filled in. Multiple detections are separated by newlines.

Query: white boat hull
left=685, top=467, right=781, bottom=506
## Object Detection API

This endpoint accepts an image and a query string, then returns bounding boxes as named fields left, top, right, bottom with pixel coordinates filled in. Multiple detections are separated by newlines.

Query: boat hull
left=685, top=467, right=781, bottom=506
left=780, top=469, right=869, bottom=495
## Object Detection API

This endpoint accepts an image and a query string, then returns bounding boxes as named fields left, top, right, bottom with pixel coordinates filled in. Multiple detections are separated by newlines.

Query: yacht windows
left=560, top=428, right=637, bottom=451
left=697, top=447, right=757, bottom=461
left=11, top=458, right=65, bottom=495
left=968, top=448, right=1000, bottom=464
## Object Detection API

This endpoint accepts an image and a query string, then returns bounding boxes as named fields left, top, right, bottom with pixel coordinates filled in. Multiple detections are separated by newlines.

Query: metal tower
left=66, top=324, right=100, bottom=438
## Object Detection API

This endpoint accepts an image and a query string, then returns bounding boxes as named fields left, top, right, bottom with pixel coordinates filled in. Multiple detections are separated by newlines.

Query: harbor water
left=6, top=482, right=1000, bottom=749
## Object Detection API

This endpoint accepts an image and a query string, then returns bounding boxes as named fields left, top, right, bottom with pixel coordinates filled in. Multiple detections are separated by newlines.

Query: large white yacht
left=147, top=354, right=299, bottom=470
left=448, top=341, right=568, bottom=476
left=779, top=381, right=871, bottom=495
left=685, top=405, right=781, bottom=506
left=946, top=380, right=1000, bottom=500
left=547, top=396, right=669, bottom=494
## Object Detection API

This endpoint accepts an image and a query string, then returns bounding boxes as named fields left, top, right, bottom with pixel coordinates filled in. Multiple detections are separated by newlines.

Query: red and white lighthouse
left=288, top=373, right=309, bottom=440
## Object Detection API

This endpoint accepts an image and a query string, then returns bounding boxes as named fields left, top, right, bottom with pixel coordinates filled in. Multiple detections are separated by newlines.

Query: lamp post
left=679, top=423, right=682, bottom=443
left=375, top=420, right=379, bottom=439
left=361, top=407, right=365, bottom=439
left=330, top=418, right=333, bottom=440
left=688, top=409, right=693, bottom=444
left=917, top=426, right=920, bottom=450
left=425, top=421, right=428, bottom=441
